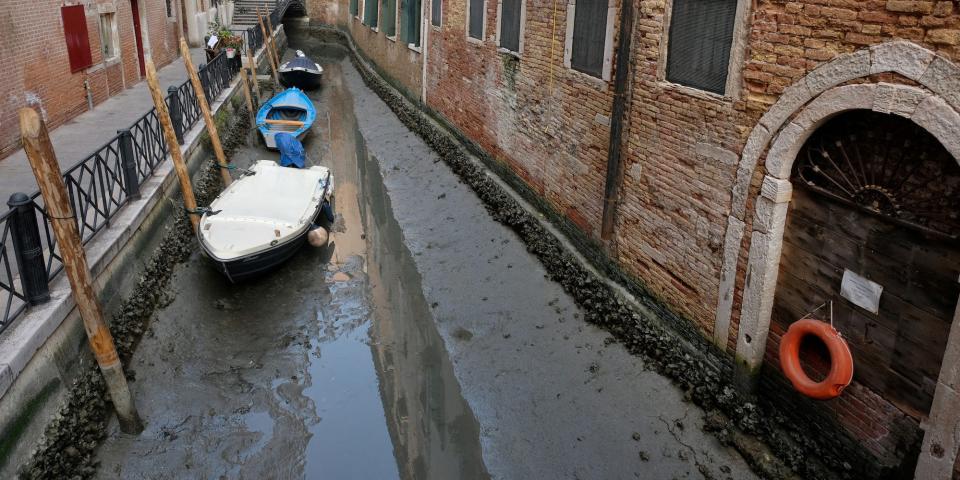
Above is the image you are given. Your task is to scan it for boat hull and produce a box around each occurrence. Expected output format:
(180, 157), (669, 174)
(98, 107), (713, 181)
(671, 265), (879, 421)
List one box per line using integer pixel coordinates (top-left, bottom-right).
(256, 88), (316, 150)
(204, 228), (310, 283)
(280, 70), (322, 90)
(197, 160), (333, 283)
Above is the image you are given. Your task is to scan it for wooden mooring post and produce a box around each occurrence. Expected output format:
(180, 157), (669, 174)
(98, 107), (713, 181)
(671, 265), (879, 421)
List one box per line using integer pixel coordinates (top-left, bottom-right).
(18, 108), (144, 435)
(246, 46), (261, 105)
(258, 7), (281, 88)
(239, 64), (255, 118)
(263, 4), (282, 65)
(144, 58), (200, 233)
(179, 38), (232, 187)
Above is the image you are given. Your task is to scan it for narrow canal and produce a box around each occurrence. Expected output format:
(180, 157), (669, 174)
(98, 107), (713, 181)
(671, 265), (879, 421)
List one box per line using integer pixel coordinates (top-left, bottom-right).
(93, 22), (758, 480)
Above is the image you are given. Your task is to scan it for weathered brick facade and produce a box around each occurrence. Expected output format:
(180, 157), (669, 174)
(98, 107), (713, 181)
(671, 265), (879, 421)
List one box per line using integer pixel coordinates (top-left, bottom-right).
(310, 0), (424, 96)
(0, 0), (180, 159)
(309, 0), (960, 476)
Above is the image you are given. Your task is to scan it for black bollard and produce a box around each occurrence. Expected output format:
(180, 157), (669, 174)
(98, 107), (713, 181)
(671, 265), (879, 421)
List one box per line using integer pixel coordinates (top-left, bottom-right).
(7, 193), (50, 305)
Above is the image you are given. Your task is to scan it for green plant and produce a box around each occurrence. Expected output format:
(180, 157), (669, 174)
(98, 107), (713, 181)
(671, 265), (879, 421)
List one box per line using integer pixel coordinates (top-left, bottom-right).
(206, 20), (233, 41)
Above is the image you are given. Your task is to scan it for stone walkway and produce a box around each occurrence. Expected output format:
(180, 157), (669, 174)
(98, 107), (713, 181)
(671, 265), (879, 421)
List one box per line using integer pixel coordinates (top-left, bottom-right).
(0, 49), (207, 203)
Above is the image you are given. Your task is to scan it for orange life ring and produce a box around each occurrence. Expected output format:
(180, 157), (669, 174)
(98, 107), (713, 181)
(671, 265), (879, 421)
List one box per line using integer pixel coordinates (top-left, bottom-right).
(779, 319), (854, 400)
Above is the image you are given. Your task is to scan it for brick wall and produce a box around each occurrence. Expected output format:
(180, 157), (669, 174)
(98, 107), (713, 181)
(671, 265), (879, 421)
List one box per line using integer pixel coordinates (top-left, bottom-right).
(0, 0), (180, 160)
(425, 0), (618, 241)
(312, 0), (425, 96)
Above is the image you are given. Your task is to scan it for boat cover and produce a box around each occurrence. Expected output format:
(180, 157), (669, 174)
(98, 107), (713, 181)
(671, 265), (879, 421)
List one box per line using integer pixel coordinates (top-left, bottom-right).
(276, 133), (306, 168)
(279, 56), (323, 75)
(199, 160), (334, 261)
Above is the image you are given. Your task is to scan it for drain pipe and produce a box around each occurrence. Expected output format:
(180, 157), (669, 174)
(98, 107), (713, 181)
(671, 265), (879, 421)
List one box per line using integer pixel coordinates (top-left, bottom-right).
(84, 79), (95, 111)
(599, 0), (636, 241)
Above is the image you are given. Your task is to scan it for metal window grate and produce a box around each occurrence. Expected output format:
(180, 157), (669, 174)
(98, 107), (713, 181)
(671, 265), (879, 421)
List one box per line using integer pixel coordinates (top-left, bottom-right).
(570, 0), (607, 77)
(665, 0), (737, 94)
(500, 0), (521, 52)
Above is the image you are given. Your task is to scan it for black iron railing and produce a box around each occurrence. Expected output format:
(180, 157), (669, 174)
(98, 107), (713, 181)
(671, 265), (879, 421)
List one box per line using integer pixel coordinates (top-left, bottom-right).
(0, 3), (287, 333)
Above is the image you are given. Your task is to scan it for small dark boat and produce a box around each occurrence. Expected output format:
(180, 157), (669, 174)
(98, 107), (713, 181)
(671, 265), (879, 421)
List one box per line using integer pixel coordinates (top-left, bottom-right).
(198, 160), (334, 282)
(279, 50), (323, 90)
(256, 88), (315, 149)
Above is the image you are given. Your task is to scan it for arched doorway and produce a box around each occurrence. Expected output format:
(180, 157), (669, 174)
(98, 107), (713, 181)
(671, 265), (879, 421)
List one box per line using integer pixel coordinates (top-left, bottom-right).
(768, 110), (960, 471)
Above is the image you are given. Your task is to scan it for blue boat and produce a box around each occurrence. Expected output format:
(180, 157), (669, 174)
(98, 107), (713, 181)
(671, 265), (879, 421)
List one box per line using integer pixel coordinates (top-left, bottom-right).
(256, 88), (316, 149)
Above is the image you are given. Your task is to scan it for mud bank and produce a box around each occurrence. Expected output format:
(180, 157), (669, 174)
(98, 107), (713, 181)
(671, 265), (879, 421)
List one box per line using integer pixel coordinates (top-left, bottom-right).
(16, 109), (250, 480)
(306, 24), (875, 480)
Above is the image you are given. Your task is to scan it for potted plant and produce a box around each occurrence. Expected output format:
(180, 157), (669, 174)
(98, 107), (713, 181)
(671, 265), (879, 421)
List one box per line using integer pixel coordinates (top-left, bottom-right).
(222, 35), (243, 58)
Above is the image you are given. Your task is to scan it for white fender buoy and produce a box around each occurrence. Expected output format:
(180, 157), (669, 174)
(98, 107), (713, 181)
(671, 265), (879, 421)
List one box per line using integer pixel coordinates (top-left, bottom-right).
(307, 226), (329, 247)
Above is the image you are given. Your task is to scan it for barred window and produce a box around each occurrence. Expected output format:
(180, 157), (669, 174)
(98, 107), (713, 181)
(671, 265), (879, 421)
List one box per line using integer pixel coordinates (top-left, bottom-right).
(665, 0), (738, 94)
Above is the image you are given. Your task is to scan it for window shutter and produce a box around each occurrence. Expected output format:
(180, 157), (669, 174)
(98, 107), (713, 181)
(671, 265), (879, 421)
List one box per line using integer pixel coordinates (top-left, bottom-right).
(383, 0), (397, 35)
(500, 0), (522, 52)
(666, 0), (738, 94)
(431, 0), (441, 26)
(570, 0), (606, 77)
(350, 0), (359, 17)
(364, 0), (379, 27)
(401, 0), (421, 45)
(468, 0), (484, 39)
(62, 5), (93, 73)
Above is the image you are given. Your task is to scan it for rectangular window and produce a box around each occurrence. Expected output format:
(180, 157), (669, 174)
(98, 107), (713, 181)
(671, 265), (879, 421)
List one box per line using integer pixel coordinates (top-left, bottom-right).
(497, 0), (522, 53)
(431, 0), (441, 27)
(570, 0), (607, 77)
(62, 5), (93, 72)
(166, 0), (173, 17)
(364, 0), (379, 27)
(468, 0), (484, 40)
(400, 0), (421, 46)
(99, 13), (118, 61)
(665, 0), (738, 94)
(350, 0), (359, 17)
(383, 0), (397, 35)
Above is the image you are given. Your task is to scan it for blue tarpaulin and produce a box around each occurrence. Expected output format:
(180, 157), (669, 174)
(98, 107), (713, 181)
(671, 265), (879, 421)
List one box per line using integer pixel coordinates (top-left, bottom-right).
(276, 133), (306, 168)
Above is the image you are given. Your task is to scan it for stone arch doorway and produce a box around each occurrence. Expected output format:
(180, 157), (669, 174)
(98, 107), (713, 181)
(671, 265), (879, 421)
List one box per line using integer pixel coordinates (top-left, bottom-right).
(727, 78), (960, 477)
(769, 109), (960, 473)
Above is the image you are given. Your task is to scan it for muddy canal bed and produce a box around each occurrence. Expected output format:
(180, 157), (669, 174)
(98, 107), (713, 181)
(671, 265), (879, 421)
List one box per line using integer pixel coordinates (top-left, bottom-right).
(93, 30), (757, 480)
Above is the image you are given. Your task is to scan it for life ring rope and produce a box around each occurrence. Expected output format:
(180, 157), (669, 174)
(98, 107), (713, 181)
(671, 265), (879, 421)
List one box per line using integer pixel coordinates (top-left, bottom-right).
(779, 318), (854, 400)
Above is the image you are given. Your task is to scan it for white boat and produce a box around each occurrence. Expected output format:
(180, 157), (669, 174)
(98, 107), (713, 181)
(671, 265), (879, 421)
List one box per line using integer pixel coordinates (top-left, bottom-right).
(198, 160), (334, 282)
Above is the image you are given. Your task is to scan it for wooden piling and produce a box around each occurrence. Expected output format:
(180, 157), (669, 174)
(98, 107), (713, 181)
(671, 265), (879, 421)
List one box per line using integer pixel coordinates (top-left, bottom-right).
(263, 4), (282, 66)
(179, 39), (232, 187)
(246, 46), (261, 105)
(18, 108), (144, 435)
(144, 58), (200, 233)
(239, 65), (255, 118)
(257, 7), (281, 87)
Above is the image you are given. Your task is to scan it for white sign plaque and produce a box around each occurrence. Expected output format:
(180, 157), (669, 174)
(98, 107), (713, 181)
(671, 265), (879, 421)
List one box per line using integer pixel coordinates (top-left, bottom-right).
(840, 269), (883, 314)
(207, 35), (219, 49)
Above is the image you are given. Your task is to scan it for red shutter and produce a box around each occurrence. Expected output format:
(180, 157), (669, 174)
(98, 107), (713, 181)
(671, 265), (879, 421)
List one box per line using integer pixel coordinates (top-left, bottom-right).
(62, 5), (93, 73)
